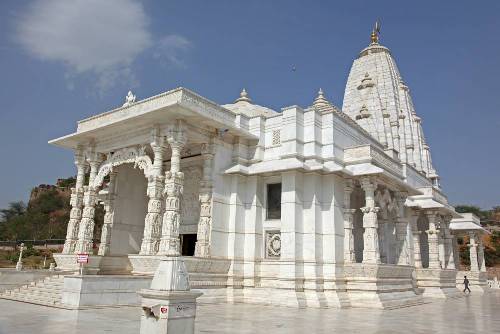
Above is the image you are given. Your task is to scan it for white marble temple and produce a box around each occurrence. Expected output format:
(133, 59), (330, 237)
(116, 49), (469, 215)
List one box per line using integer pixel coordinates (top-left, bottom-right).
(45, 25), (486, 309)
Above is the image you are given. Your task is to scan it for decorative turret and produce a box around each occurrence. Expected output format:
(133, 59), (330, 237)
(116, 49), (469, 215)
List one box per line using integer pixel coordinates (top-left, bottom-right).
(235, 88), (252, 103)
(313, 88), (330, 108)
(343, 23), (440, 183)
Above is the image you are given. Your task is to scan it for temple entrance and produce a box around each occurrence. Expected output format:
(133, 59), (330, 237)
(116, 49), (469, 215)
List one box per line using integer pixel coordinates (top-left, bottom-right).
(108, 164), (148, 256)
(181, 234), (197, 256)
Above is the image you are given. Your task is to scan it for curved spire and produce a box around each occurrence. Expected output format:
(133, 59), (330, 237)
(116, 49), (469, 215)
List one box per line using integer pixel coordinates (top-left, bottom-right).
(343, 30), (440, 183)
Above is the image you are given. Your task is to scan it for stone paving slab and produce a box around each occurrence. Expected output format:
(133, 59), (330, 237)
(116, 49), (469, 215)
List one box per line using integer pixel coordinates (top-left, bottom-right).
(0, 292), (499, 334)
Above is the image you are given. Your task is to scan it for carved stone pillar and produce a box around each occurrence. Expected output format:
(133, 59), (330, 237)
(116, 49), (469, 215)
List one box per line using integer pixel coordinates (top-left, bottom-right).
(446, 232), (456, 270)
(468, 232), (479, 272)
(478, 237), (487, 272)
(438, 222), (446, 268)
(360, 177), (380, 264)
(395, 191), (409, 265)
(194, 142), (214, 257)
(441, 217), (455, 270)
(140, 132), (166, 255)
(452, 234), (460, 270)
(98, 172), (117, 256)
(410, 209), (422, 268)
(378, 219), (387, 263)
(158, 122), (187, 256)
(75, 151), (101, 254)
(425, 211), (441, 269)
(62, 148), (86, 254)
(343, 179), (355, 263)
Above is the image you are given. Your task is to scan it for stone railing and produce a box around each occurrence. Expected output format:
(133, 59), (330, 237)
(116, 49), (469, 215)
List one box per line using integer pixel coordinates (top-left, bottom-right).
(416, 186), (449, 205)
(487, 278), (500, 289)
(403, 164), (432, 189)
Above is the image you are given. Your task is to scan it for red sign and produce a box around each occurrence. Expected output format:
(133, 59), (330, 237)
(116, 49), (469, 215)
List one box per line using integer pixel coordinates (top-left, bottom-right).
(160, 307), (168, 314)
(76, 253), (89, 264)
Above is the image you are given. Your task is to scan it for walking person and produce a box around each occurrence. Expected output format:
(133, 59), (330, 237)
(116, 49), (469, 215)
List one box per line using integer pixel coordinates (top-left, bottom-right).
(463, 275), (471, 294)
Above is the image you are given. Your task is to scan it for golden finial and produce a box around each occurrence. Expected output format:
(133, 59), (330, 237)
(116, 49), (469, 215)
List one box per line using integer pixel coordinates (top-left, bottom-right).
(370, 20), (381, 44)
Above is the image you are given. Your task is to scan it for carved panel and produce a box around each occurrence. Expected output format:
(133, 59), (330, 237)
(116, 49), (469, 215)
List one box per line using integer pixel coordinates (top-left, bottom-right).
(266, 230), (281, 259)
(272, 130), (281, 146)
(181, 166), (202, 227)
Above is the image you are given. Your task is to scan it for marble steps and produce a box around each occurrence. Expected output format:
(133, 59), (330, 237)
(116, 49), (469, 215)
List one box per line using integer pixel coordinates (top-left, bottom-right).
(0, 275), (64, 307)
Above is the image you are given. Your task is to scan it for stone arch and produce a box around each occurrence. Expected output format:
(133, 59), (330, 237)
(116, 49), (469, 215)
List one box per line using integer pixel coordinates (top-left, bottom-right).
(91, 145), (153, 190)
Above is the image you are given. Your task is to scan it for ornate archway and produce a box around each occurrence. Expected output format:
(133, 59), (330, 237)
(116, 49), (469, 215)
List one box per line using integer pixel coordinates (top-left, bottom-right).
(91, 145), (153, 190)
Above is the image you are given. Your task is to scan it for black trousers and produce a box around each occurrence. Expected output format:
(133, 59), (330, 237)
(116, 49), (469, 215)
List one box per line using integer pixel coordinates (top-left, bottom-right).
(464, 286), (471, 293)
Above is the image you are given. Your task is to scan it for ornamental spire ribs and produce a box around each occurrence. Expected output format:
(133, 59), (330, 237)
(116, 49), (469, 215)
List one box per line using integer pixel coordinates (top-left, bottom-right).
(343, 26), (440, 181)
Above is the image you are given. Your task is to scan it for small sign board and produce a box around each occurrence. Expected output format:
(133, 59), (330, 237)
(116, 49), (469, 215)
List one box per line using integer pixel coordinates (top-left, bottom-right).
(76, 253), (89, 264)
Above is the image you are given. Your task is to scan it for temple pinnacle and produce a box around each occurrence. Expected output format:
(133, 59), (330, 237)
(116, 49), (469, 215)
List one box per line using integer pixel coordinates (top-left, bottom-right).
(235, 88), (252, 103)
(313, 88), (329, 108)
(370, 20), (381, 44)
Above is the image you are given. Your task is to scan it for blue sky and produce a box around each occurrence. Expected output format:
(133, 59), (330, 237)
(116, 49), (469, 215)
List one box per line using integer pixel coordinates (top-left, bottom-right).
(0, 0), (499, 210)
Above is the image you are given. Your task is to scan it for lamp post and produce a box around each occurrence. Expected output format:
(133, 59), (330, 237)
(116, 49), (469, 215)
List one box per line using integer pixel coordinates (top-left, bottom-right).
(16, 243), (24, 271)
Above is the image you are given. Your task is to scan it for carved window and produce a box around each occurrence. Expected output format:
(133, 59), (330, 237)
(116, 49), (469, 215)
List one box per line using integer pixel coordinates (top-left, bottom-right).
(266, 231), (281, 259)
(272, 130), (281, 146)
(266, 183), (281, 220)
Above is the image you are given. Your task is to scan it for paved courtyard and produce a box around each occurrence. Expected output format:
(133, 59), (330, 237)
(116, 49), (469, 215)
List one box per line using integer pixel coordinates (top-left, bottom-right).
(0, 292), (499, 334)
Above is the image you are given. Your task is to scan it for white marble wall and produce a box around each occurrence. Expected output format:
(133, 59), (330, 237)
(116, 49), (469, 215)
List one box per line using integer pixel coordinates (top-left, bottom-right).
(110, 164), (148, 255)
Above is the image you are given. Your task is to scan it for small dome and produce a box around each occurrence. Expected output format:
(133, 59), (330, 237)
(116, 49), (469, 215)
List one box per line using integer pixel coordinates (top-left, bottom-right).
(223, 88), (278, 118)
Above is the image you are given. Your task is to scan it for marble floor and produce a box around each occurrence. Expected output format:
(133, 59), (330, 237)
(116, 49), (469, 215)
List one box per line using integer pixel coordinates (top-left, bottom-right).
(0, 292), (499, 334)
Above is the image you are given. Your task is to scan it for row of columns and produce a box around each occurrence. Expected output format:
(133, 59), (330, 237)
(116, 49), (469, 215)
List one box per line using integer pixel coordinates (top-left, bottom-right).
(343, 177), (458, 269)
(62, 122), (215, 258)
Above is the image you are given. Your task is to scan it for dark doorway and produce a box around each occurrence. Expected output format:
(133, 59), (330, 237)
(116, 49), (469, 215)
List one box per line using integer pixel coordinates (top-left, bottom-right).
(181, 234), (197, 256)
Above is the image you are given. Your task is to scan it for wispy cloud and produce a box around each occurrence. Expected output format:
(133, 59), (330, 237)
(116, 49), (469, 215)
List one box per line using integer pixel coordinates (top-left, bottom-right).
(15, 0), (191, 94)
(153, 35), (193, 68)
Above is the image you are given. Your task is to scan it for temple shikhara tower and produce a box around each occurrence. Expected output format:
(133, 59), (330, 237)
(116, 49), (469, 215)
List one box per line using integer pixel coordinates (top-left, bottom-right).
(1, 24), (489, 309)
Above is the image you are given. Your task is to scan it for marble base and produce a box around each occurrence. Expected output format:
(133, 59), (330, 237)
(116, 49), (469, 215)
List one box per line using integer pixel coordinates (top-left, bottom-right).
(129, 255), (230, 290)
(53, 254), (102, 274)
(416, 268), (461, 298)
(344, 263), (423, 309)
(139, 289), (203, 334)
(61, 275), (152, 308)
(99, 256), (133, 274)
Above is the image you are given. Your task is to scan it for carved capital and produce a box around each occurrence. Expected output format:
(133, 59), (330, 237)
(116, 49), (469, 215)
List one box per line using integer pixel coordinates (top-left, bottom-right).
(166, 121), (187, 148)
